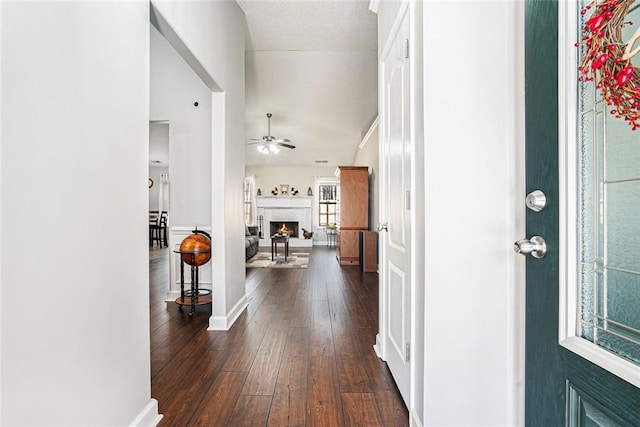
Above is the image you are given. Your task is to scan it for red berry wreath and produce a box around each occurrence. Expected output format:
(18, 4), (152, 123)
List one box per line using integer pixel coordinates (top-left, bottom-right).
(577, 0), (640, 130)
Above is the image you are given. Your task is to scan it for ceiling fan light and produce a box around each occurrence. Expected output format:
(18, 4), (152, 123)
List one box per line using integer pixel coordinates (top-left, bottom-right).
(249, 113), (293, 154)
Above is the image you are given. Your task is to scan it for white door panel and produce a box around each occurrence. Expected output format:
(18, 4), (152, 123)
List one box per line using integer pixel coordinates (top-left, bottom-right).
(388, 262), (408, 358)
(386, 53), (408, 251)
(380, 5), (412, 406)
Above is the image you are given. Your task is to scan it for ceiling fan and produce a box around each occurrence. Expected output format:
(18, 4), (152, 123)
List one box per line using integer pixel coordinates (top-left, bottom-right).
(248, 113), (295, 154)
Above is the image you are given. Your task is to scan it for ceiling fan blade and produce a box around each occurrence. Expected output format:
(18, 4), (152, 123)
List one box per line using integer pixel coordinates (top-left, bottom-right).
(249, 138), (262, 141)
(276, 142), (296, 149)
(252, 114), (293, 150)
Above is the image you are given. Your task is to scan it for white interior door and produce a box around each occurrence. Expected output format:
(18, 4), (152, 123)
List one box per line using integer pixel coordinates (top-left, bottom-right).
(379, 6), (412, 406)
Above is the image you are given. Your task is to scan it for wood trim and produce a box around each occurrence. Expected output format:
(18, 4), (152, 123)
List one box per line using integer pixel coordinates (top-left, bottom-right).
(337, 166), (370, 172)
(360, 231), (378, 272)
(337, 229), (361, 266)
(338, 166), (369, 229)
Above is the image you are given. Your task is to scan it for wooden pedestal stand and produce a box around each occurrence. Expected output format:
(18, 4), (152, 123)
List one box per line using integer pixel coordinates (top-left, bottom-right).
(173, 249), (212, 316)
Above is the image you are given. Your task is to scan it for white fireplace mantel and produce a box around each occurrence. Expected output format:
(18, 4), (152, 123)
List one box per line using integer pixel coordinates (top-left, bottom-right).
(256, 196), (313, 247)
(256, 196), (312, 209)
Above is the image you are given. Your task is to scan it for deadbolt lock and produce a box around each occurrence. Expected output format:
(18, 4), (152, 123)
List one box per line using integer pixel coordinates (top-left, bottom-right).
(526, 190), (547, 212)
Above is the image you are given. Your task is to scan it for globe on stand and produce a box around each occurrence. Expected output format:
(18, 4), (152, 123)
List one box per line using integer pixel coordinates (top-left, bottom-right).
(179, 231), (211, 266)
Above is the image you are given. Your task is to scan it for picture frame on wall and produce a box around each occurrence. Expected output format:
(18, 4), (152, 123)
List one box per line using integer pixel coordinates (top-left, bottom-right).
(280, 184), (289, 195)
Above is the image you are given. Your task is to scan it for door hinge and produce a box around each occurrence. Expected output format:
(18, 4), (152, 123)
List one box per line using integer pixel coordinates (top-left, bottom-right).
(405, 342), (410, 363)
(405, 190), (410, 210)
(403, 39), (410, 59)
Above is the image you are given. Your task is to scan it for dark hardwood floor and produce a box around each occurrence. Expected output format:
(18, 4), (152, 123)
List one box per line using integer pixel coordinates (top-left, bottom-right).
(149, 246), (408, 426)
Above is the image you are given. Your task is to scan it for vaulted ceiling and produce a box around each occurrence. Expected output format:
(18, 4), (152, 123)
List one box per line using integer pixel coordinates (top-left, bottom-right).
(237, 0), (378, 167)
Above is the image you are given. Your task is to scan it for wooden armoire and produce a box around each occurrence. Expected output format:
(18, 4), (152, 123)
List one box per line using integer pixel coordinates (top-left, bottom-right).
(336, 166), (369, 265)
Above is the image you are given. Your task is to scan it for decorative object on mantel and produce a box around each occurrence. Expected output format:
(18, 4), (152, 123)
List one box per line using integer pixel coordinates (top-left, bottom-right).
(271, 187), (279, 195)
(291, 187), (299, 195)
(302, 228), (314, 239)
(257, 188), (262, 196)
(577, 0), (640, 130)
(307, 187), (313, 196)
(280, 184), (289, 195)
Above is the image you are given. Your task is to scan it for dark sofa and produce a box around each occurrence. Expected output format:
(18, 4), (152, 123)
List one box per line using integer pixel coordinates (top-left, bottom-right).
(245, 225), (259, 260)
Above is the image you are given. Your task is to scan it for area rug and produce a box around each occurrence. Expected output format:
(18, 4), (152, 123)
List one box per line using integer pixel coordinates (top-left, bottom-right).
(246, 252), (309, 269)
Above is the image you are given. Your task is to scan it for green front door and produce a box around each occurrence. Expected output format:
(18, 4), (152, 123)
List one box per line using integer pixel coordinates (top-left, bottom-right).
(525, 1), (640, 424)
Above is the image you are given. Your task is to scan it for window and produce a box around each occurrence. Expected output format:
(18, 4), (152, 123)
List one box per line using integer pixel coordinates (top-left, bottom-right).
(557, 0), (640, 388)
(318, 184), (339, 226)
(574, 0), (640, 366)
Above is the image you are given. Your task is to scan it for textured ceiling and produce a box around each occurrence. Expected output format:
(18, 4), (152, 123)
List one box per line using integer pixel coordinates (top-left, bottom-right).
(237, 0), (378, 167)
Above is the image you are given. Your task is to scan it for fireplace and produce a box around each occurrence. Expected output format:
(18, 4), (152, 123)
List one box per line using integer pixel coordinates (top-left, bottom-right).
(270, 221), (299, 238)
(256, 196), (312, 247)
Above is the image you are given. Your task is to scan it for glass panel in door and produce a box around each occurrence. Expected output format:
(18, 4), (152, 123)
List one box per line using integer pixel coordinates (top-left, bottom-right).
(578, 0), (640, 366)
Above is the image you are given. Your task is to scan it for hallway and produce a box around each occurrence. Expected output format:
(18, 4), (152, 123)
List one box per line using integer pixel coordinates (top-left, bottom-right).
(150, 246), (409, 426)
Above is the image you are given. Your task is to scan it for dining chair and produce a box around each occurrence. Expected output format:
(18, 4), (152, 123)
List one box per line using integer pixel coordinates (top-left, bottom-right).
(158, 211), (168, 247)
(149, 210), (160, 246)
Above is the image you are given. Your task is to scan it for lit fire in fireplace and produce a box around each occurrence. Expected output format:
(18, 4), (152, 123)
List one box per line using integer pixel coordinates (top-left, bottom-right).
(271, 221), (298, 238)
(278, 223), (290, 235)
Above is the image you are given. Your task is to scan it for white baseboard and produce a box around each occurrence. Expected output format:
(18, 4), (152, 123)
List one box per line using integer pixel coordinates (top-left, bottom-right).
(410, 408), (423, 427)
(129, 399), (162, 427)
(208, 294), (248, 331)
(164, 290), (180, 302)
(373, 333), (382, 359)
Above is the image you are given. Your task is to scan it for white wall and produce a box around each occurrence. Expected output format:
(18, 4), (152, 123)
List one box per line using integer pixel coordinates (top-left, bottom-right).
(150, 24), (212, 226)
(420, 1), (524, 425)
(1, 2), (156, 425)
(376, 1), (524, 425)
(353, 120), (379, 231)
(150, 1), (247, 330)
(245, 165), (336, 200)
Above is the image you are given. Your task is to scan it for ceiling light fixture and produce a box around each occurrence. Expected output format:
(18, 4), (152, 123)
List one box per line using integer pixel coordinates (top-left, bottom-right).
(256, 141), (280, 154)
(249, 113), (295, 154)
(257, 140), (281, 154)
